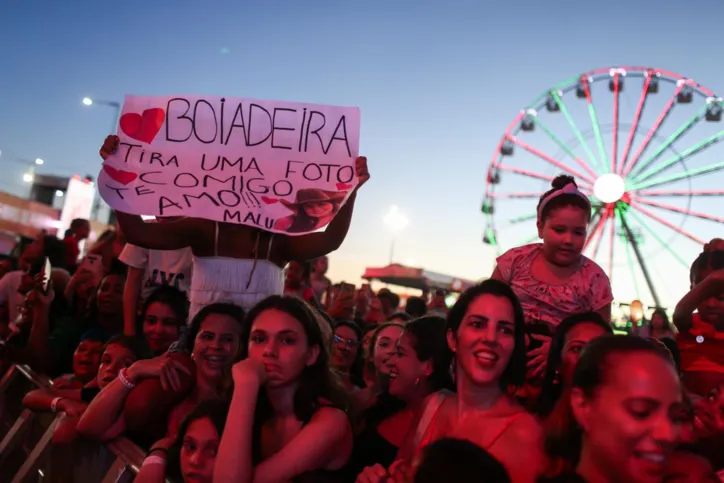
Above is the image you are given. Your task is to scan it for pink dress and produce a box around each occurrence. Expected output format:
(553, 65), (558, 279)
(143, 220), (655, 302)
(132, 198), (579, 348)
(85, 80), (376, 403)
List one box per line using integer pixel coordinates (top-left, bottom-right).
(496, 244), (613, 329)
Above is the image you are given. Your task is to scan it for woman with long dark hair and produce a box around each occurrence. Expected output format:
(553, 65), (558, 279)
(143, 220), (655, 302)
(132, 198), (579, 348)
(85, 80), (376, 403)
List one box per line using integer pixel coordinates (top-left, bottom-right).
(396, 280), (544, 482)
(537, 312), (612, 418)
(351, 316), (453, 480)
(214, 295), (352, 482)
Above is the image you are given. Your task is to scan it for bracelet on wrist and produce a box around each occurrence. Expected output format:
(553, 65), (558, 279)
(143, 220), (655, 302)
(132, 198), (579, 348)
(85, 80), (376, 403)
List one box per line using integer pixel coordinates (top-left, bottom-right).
(142, 455), (166, 467)
(50, 397), (63, 413)
(146, 447), (168, 457)
(118, 368), (136, 389)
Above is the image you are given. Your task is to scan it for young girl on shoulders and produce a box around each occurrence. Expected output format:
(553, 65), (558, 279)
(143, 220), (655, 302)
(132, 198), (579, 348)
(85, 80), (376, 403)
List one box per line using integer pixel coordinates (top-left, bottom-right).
(492, 175), (613, 375)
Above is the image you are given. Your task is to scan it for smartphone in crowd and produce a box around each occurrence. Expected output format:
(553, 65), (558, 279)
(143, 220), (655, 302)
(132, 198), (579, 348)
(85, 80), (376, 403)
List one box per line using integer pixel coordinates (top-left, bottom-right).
(41, 257), (51, 294)
(28, 257), (51, 295)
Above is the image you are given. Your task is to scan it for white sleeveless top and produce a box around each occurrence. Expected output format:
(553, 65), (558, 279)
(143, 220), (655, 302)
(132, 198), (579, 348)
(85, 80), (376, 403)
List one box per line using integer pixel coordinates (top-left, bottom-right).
(188, 222), (284, 318)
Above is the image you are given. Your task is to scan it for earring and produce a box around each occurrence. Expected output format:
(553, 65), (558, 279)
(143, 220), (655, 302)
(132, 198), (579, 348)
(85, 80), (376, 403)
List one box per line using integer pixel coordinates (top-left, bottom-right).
(553, 369), (560, 385)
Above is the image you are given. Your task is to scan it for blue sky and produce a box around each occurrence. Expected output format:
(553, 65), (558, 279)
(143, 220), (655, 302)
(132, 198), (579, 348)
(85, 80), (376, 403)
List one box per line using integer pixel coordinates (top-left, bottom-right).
(1, 0), (723, 309)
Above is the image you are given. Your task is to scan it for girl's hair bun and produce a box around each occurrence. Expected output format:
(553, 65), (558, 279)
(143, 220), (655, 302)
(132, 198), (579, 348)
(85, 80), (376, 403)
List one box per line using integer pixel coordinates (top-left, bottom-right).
(551, 175), (577, 190)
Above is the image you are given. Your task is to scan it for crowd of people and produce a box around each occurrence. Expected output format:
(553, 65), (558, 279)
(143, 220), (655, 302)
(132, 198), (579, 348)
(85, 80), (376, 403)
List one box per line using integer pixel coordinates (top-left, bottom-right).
(0, 135), (722, 482)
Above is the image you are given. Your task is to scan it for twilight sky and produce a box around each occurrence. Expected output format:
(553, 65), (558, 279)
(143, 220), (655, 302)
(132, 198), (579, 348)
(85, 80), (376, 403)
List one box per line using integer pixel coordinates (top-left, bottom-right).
(1, 0), (723, 309)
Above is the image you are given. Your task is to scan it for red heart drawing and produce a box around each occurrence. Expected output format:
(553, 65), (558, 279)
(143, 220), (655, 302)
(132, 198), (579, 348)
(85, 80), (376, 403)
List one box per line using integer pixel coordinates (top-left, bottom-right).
(261, 196), (278, 204)
(120, 108), (165, 144)
(103, 165), (138, 185)
(336, 183), (352, 190)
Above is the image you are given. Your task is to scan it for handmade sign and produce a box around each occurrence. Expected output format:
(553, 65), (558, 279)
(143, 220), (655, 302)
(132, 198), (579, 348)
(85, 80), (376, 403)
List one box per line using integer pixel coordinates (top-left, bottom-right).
(98, 95), (361, 235)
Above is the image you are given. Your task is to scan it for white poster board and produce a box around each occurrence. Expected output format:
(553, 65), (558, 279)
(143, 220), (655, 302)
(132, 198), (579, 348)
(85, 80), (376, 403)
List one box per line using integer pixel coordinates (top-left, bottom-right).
(98, 95), (361, 235)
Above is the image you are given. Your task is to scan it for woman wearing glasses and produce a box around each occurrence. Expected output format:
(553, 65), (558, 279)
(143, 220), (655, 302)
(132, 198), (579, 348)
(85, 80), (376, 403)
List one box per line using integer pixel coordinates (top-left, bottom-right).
(331, 321), (364, 393)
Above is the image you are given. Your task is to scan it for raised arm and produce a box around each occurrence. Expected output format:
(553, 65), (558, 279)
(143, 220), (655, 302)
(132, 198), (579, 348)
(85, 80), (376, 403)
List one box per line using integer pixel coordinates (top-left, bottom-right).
(100, 135), (204, 250)
(673, 269), (724, 333)
(283, 157), (369, 261)
(214, 359), (268, 483)
(115, 213), (202, 251)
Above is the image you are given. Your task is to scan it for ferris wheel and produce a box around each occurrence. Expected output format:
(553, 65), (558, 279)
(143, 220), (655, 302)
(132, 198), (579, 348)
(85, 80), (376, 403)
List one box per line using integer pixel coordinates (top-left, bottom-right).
(482, 66), (724, 308)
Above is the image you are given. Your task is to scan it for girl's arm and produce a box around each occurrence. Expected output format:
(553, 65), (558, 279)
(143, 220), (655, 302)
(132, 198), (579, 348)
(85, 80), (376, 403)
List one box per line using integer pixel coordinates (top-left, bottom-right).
(250, 407), (351, 483)
(79, 356), (191, 440)
(213, 379), (260, 483)
(23, 389), (87, 445)
(76, 373), (136, 440)
(283, 192), (358, 261)
(115, 213), (203, 251)
(673, 271), (724, 333)
(133, 439), (175, 483)
(22, 388), (82, 412)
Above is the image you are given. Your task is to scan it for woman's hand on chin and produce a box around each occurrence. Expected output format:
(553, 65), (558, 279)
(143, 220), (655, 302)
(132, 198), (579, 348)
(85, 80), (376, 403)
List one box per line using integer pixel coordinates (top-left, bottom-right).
(231, 358), (267, 386)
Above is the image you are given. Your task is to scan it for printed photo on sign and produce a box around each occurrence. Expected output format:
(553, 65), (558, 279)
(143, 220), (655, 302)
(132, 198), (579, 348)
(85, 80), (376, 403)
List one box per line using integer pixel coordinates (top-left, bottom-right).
(97, 95), (361, 236)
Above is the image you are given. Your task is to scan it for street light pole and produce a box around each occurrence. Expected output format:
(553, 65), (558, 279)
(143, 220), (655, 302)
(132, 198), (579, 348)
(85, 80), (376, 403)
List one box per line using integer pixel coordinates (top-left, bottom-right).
(82, 97), (122, 221)
(83, 97), (121, 133)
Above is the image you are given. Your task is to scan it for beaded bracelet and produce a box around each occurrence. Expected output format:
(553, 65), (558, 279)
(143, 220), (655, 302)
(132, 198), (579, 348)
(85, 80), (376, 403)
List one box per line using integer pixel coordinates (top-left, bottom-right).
(118, 368), (135, 389)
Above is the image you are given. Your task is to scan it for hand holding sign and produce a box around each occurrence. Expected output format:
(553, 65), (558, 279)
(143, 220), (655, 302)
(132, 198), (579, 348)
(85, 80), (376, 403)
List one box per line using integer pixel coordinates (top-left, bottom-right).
(100, 135), (120, 160)
(355, 156), (370, 189)
(98, 95), (362, 236)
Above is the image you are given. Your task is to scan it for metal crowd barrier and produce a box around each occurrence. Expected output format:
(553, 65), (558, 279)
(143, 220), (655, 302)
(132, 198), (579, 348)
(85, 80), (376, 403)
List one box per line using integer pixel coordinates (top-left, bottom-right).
(0, 364), (148, 482)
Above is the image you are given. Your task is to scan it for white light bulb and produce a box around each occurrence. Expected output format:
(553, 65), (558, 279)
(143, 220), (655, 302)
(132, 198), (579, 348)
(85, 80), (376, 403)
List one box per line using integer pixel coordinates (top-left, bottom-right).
(593, 173), (625, 204)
